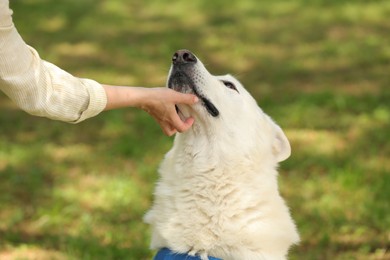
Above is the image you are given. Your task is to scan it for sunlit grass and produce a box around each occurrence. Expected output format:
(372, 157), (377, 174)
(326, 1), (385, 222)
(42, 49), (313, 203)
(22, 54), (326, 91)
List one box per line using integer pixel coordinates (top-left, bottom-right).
(1, 0), (389, 259)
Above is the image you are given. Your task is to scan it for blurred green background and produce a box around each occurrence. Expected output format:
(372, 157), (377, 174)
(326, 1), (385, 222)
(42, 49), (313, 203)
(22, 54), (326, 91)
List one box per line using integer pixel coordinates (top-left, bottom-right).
(1, 0), (389, 259)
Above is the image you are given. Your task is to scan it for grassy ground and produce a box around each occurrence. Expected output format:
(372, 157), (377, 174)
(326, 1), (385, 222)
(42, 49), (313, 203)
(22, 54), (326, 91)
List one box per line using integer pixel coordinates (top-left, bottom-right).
(1, 0), (389, 259)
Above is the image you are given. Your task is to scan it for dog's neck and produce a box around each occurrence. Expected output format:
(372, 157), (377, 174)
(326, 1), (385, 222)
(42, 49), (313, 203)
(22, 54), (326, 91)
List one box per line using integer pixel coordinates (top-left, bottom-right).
(174, 120), (279, 173)
(173, 124), (224, 163)
(174, 125), (251, 165)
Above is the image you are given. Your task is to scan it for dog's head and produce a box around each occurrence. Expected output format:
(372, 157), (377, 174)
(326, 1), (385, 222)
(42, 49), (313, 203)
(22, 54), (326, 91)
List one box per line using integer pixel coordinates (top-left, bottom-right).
(167, 49), (290, 162)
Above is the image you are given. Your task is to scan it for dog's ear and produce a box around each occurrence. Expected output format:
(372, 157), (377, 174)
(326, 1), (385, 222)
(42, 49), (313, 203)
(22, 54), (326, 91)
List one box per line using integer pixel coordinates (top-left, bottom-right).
(271, 121), (291, 162)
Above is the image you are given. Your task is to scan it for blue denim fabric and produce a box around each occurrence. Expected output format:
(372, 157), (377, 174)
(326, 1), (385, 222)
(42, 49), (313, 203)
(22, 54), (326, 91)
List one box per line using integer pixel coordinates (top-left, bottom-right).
(154, 248), (222, 260)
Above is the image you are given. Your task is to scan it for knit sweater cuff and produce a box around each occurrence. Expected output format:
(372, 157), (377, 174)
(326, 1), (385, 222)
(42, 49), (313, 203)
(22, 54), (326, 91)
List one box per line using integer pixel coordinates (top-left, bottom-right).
(73, 79), (107, 123)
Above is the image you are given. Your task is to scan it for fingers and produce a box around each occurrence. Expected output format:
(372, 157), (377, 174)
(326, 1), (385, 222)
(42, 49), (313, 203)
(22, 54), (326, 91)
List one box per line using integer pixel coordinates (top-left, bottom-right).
(169, 89), (199, 105)
(164, 117), (194, 136)
(176, 116), (195, 133)
(162, 126), (177, 137)
(151, 88), (199, 136)
(161, 114), (195, 136)
(161, 90), (198, 136)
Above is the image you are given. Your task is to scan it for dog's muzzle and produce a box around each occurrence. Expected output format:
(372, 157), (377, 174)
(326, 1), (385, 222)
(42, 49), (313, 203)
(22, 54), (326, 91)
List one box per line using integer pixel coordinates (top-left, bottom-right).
(168, 50), (219, 117)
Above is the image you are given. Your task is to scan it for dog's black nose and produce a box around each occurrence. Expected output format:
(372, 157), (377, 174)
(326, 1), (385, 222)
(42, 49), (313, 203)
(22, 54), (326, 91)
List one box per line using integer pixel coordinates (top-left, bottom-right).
(172, 49), (197, 65)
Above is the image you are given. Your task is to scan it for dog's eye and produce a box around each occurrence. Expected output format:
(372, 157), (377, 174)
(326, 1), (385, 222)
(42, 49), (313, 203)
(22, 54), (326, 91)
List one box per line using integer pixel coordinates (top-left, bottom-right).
(222, 80), (239, 93)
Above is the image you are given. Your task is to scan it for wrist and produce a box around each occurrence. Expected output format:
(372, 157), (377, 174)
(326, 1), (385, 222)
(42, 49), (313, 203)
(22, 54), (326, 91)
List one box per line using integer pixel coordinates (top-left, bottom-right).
(102, 85), (151, 111)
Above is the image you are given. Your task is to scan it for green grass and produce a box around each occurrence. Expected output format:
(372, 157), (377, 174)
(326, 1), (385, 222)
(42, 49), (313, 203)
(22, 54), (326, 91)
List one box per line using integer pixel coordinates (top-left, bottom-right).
(1, 0), (389, 259)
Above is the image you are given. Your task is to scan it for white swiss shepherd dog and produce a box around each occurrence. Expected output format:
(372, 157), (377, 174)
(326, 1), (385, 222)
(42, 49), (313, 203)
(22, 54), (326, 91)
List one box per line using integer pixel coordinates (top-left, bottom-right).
(144, 50), (300, 260)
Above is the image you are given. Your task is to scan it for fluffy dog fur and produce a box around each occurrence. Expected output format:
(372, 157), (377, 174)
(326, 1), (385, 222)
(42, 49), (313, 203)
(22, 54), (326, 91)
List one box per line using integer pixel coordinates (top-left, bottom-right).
(144, 50), (299, 260)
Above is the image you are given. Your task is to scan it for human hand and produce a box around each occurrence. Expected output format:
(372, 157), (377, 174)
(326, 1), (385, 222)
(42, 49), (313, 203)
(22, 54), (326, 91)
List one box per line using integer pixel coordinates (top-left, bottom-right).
(103, 85), (198, 136)
(140, 88), (198, 136)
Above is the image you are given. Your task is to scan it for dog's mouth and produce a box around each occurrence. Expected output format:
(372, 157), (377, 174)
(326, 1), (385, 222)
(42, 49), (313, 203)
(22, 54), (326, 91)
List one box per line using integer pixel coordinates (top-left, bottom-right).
(168, 71), (219, 117)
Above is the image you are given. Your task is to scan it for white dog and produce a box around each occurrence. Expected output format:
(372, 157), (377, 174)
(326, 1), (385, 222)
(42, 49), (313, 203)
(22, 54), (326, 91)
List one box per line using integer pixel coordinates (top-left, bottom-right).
(144, 50), (300, 260)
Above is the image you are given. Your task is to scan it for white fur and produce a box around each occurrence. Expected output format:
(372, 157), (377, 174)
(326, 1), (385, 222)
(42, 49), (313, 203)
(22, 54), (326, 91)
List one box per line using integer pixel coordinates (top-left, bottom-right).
(144, 55), (299, 260)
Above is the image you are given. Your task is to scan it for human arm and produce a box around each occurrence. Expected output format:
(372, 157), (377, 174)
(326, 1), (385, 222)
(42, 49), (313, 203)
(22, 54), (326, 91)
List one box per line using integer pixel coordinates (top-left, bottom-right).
(0, 0), (107, 123)
(0, 0), (197, 134)
(103, 85), (198, 136)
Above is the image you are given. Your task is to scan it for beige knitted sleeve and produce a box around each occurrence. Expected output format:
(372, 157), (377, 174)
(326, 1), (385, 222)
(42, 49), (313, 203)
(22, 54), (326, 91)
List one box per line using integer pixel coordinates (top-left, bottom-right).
(0, 0), (107, 123)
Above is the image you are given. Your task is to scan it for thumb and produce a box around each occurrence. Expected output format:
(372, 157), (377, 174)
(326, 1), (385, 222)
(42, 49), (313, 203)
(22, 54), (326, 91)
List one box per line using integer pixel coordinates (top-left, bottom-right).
(172, 114), (195, 133)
